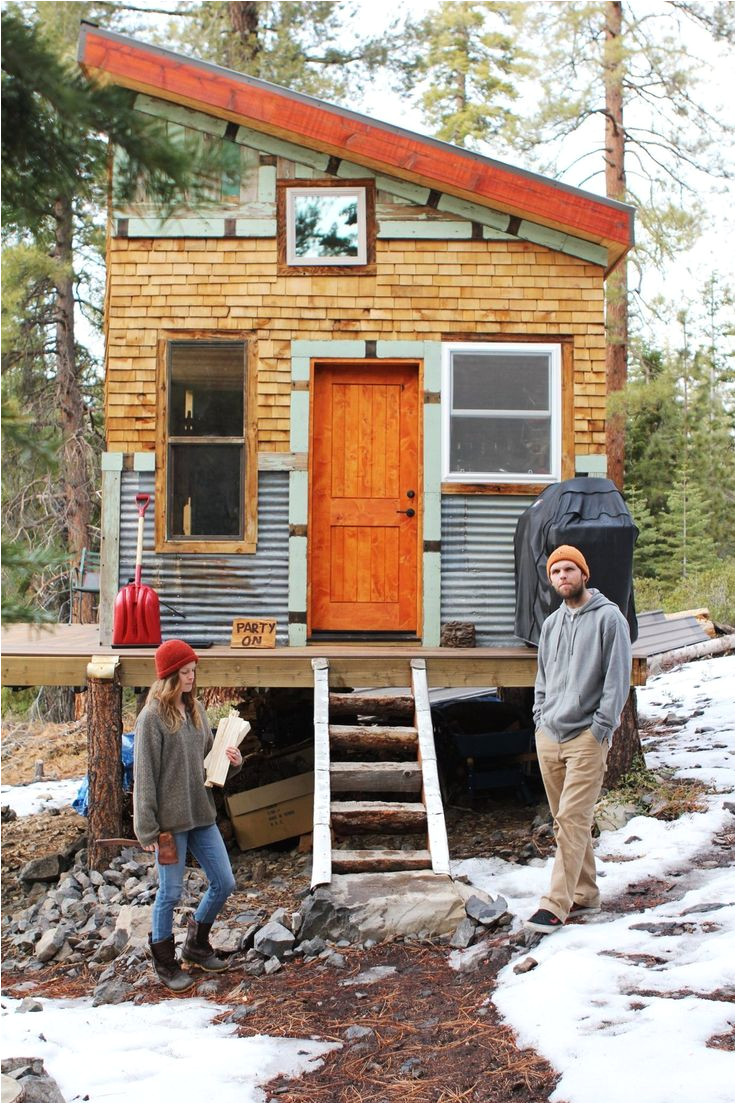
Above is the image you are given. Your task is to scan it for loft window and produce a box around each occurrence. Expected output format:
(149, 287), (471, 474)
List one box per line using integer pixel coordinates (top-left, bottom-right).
(160, 339), (256, 550)
(278, 181), (375, 271)
(442, 343), (561, 483)
(286, 187), (366, 265)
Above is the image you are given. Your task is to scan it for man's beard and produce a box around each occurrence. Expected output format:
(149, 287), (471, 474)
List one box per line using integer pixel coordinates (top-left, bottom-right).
(556, 578), (586, 603)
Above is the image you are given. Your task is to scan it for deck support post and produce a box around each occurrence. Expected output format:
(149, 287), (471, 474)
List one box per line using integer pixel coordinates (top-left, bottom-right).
(86, 655), (123, 871)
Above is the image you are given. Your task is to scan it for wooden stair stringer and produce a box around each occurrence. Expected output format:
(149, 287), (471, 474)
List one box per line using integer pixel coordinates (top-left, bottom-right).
(310, 656), (452, 887)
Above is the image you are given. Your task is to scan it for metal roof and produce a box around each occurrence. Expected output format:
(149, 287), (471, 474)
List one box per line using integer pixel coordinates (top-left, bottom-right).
(632, 610), (712, 658)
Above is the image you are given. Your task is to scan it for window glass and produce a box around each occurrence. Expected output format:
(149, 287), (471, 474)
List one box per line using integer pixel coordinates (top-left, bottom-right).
(286, 187), (366, 265)
(452, 353), (549, 411)
(443, 344), (560, 482)
(167, 341), (245, 540)
(170, 444), (242, 537)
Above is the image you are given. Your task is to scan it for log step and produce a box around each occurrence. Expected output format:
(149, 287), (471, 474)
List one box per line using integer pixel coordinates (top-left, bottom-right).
(328, 693), (414, 720)
(331, 848), (432, 873)
(330, 761), (422, 793)
(331, 799), (427, 833)
(329, 724), (418, 754)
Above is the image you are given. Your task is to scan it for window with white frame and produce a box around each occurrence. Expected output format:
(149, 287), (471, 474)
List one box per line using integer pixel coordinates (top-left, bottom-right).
(442, 343), (561, 483)
(285, 186), (367, 266)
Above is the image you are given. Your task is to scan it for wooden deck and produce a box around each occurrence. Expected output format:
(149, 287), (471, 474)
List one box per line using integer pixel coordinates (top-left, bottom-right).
(0, 623), (647, 690)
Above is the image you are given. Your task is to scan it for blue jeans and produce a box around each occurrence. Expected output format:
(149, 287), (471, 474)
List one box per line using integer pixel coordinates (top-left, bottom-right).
(151, 823), (237, 942)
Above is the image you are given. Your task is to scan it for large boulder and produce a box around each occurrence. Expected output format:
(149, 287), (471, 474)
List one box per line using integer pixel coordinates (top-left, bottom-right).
(299, 873), (495, 943)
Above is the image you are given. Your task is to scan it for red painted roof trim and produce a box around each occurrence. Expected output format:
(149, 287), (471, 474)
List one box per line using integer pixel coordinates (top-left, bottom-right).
(78, 24), (634, 264)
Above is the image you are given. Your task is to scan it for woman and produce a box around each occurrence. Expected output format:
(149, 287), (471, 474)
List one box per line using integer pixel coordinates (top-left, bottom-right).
(134, 639), (242, 992)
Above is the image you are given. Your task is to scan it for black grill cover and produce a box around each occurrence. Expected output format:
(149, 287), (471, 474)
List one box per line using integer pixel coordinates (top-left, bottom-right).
(514, 477), (638, 645)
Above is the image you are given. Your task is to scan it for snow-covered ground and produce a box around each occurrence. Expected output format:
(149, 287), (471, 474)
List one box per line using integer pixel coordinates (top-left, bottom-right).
(1, 777), (83, 817)
(2, 656), (734, 1103)
(455, 654), (736, 1104)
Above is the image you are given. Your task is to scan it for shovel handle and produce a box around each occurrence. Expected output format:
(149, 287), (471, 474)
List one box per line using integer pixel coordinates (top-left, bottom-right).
(136, 493), (151, 517)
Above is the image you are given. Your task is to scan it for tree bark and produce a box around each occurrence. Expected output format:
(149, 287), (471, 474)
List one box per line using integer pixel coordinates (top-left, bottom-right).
(604, 0), (628, 490)
(54, 193), (93, 621)
(87, 673), (123, 871)
(603, 688), (641, 788)
(228, 1), (261, 65)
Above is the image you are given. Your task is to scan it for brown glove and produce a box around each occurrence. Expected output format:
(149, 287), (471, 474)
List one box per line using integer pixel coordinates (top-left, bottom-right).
(157, 831), (178, 865)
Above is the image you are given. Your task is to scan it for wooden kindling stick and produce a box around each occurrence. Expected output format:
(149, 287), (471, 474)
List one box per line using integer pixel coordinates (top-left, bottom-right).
(203, 712), (251, 787)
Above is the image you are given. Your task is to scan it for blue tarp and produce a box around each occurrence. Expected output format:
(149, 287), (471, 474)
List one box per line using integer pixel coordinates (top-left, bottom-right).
(73, 731), (134, 816)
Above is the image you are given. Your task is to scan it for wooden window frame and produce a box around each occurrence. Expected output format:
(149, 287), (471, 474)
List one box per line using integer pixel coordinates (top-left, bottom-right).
(155, 331), (258, 554)
(277, 179), (376, 275)
(440, 336), (575, 495)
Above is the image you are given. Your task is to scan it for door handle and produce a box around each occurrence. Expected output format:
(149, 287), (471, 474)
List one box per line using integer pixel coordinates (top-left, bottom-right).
(396, 508), (415, 517)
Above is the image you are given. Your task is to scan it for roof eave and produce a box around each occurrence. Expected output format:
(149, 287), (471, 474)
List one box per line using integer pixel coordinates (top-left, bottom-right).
(78, 23), (635, 270)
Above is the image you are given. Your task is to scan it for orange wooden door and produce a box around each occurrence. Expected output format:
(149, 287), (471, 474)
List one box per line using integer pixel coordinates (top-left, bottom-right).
(309, 363), (421, 634)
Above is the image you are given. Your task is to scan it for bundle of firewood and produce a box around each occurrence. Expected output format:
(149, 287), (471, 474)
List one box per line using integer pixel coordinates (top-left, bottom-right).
(204, 712), (254, 787)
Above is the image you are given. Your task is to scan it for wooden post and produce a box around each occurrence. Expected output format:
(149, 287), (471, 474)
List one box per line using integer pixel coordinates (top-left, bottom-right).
(603, 688), (642, 788)
(86, 655), (123, 871)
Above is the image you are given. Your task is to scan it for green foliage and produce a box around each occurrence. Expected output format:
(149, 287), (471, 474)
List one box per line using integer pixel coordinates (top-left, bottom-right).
(165, 1), (391, 102)
(395, 1), (523, 149)
(1, 6), (199, 231)
(634, 564), (734, 628)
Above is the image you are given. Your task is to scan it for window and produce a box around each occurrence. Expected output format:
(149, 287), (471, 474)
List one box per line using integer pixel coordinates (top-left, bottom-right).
(278, 180), (375, 271)
(157, 339), (256, 552)
(442, 343), (561, 483)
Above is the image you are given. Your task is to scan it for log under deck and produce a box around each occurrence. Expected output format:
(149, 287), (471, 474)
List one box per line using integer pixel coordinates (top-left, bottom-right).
(0, 624), (648, 689)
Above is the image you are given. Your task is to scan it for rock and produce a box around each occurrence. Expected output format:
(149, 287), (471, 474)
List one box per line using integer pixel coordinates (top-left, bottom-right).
(35, 926), (70, 964)
(296, 936), (326, 958)
(92, 978), (135, 1006)
(263, 956), (282, 975)
(253, 922), (295, 960)
(19, 856), (61, 885)
(299, 873), (487, 943)
(2, 1058), (65, 1103)
(447, 941), (489, 973)
(465, 895), (509, 927)
(513, 956), (539, 974)
(114, 904), (152, 948)
(344, 1025), (375, 1043)
(594, 800), (639, 833)
(1, 1073), (22, 1103)
(450, 917), (477, 949)
(267, 907), (290, 929)
(210, 929), (243, 955)
(343, 966), (396, 985)
(324, 952), (347, 969)
(1, 805), (18, 822)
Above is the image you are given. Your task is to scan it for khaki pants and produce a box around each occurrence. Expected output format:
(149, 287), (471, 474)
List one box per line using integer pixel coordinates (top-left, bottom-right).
(535, 727), (609, 922)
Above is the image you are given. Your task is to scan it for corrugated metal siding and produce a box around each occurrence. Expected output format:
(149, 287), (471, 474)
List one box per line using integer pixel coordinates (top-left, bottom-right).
(118, 471), (289, 644)
(441, 495), (534, 646)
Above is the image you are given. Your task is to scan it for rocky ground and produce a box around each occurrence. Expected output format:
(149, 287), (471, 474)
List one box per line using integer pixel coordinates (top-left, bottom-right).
(1, 710), (730, 1103)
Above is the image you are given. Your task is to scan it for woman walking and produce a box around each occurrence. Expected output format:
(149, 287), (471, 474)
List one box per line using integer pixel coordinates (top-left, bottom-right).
(134, 639), (242, 992)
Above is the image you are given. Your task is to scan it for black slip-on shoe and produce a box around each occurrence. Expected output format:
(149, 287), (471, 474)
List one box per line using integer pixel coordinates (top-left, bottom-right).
(524, 908), (564, 933)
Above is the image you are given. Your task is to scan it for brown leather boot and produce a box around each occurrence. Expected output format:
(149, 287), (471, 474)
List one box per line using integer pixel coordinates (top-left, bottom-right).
(182, 917), (228, 972)
(148, 934), (195, 993)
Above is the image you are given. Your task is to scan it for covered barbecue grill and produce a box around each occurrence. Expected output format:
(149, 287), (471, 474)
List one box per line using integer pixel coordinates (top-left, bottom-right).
(514, 477), (639, 645)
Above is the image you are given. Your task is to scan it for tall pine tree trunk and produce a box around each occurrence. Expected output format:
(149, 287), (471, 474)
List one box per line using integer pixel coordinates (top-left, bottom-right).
(54, 193), (92, 622)
(604, 0), (627, 490)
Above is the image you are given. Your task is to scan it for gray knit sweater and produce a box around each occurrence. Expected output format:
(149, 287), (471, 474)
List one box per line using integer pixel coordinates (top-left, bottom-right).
(133, 700), (236, 846)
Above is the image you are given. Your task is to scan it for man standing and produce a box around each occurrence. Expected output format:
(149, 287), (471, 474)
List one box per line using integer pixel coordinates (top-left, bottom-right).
(526, 545), (632, 933)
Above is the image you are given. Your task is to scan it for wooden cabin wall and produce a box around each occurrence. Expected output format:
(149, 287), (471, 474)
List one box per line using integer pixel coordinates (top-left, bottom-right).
(105, 236), (605, 457)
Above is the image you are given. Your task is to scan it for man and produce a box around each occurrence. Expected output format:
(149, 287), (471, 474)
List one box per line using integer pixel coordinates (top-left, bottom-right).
(526, 544), (632, 934)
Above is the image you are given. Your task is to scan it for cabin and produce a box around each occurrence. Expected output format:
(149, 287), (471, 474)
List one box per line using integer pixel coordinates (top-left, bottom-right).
(78, 24), (635, 652)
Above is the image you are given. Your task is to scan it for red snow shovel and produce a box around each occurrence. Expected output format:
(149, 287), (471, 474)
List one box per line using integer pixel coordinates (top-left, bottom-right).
(112, 493), (161, 647)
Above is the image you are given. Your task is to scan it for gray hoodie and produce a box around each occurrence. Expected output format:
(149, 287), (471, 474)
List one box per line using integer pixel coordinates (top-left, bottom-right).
(533, 588), (632, 745)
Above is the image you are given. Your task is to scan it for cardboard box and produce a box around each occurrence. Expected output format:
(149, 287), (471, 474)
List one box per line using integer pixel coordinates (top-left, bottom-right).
(225, 772), (314, 851)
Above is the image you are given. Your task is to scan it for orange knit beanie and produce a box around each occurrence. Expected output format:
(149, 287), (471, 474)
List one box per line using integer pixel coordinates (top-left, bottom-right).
(546, 545), (590, 580)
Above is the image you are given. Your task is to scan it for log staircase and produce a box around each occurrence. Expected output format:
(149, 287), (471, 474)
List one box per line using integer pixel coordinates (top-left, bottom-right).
(310, 657), (450, 888)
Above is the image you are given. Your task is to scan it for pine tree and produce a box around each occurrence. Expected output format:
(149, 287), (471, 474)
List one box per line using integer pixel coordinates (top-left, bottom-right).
(164, 1), (391, 101)
(394, 1), (522, 149)
(1, 4), (197, 624)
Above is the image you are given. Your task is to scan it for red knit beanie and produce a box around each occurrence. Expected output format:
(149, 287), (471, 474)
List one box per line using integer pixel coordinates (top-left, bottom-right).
(155, 639), (199, 679)
(546, 545), (590, 580)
